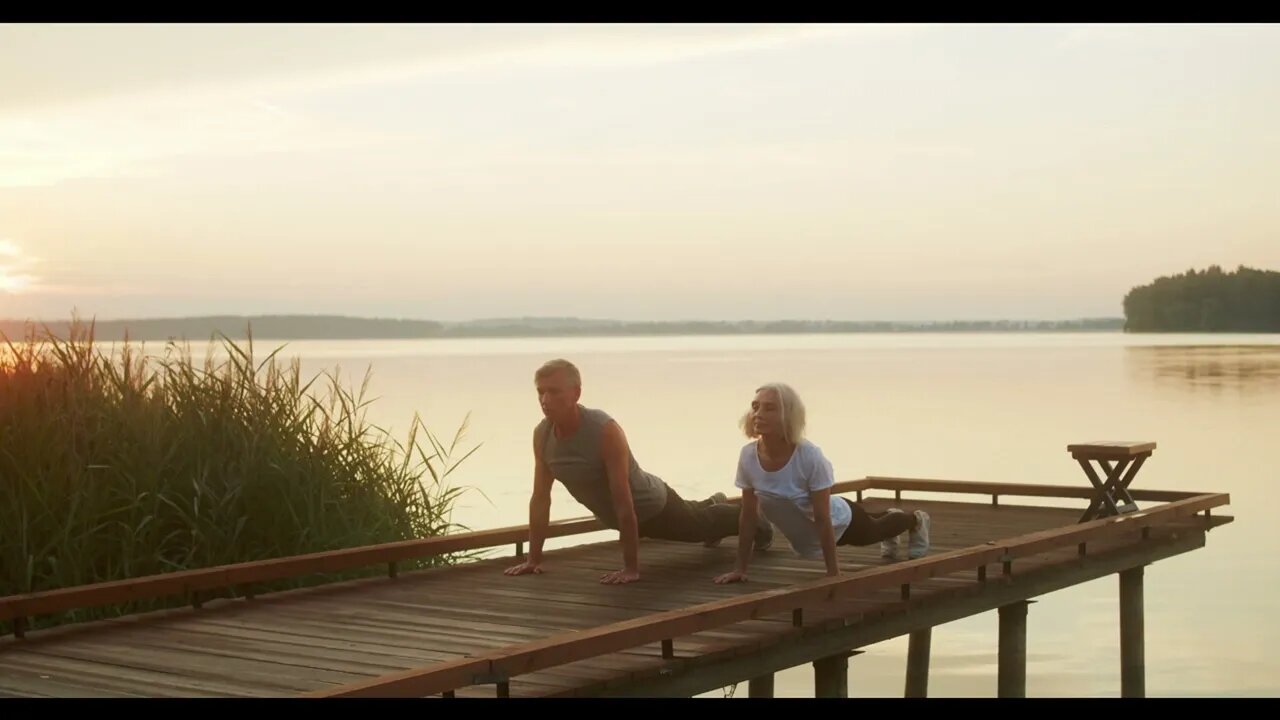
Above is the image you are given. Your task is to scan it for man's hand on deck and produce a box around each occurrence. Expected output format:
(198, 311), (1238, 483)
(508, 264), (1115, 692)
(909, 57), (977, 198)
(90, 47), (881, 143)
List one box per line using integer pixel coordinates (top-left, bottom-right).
(600, 568), (641, 585)
(504, 560), (544, 576)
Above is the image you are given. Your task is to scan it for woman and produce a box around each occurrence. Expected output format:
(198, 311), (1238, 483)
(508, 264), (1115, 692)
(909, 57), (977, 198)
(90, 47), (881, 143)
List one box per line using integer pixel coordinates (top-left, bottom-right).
(714, 382), (930, 583)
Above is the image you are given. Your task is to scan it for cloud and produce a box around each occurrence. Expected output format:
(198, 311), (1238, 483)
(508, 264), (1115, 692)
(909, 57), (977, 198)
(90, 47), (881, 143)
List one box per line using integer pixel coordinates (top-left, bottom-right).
(0, 24), (929, 113)
(1055, 24), (1145, 50)
(895, 144), (979, 159)
(0, 95), (382, 188)
(0, 24), (938, 189)
(18, 282), (150, 297)
(1052, 23), (1222, 52)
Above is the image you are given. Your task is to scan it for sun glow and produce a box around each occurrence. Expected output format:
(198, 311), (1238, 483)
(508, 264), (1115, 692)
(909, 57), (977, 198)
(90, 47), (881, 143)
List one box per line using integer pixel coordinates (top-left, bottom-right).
(0, 240), (36, 294)
(0, 273), (31, 293)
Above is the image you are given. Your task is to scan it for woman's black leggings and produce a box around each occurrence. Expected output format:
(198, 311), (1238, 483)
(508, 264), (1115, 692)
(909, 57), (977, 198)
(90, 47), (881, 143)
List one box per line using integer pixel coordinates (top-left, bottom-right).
(837, 497), (915, 545)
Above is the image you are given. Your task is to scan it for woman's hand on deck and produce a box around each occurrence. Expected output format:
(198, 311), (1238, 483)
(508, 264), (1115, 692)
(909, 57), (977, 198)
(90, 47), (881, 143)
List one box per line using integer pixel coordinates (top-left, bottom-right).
(504, 560), (544, 576)
(600, 568), (641, 584)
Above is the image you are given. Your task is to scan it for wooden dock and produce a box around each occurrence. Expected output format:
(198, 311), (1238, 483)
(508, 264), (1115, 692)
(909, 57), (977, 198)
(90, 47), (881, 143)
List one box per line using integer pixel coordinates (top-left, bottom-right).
(0, 475), (1232, 698)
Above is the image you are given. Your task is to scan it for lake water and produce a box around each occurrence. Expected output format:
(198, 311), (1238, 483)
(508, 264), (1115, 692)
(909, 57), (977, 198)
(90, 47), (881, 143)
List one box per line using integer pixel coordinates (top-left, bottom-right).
(263, 332), (1279, 697)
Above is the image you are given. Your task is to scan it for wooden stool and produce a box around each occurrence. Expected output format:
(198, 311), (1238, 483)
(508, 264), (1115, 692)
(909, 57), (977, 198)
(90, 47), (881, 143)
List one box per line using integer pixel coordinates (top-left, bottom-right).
(1067, 441), (1156, 522)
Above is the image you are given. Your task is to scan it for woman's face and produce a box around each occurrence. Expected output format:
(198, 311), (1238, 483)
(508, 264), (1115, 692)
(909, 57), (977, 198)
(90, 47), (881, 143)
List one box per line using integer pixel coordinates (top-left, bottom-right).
(750, 388), (783, 439)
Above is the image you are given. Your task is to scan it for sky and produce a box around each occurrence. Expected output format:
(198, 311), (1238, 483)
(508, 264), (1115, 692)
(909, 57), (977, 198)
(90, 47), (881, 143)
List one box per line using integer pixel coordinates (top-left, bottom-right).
(1, 23), (1278, 322)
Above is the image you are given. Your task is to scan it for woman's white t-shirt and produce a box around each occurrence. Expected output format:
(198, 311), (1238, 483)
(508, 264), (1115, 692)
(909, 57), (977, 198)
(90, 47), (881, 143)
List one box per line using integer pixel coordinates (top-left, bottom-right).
(734, 440), (852, 560)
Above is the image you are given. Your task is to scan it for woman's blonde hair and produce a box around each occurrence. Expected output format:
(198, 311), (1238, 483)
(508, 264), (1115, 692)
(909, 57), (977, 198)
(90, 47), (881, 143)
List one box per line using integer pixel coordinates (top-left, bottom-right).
(740, 382), (806, 444)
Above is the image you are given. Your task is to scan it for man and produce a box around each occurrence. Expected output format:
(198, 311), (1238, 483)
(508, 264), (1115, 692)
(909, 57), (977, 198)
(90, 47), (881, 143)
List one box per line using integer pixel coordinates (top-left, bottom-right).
(504, 358), (772, 585)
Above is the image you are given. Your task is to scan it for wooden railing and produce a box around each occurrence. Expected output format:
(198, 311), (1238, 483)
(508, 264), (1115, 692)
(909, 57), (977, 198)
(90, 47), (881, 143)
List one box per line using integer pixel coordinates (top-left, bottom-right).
(304, 489), (1229, 697)
(0, 516), (607, 637)
(0, 476), (1216, 641)
(860, 476), (1204, 504)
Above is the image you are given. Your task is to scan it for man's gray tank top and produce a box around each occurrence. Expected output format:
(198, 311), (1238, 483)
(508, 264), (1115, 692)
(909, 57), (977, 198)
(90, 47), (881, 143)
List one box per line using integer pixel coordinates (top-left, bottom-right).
(538, 406), (669, 527)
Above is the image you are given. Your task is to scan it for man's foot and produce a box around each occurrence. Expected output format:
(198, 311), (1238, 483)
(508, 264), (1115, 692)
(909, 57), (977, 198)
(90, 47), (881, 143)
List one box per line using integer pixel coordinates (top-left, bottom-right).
(908, 510), (931, 559)
(701, 493), (731, 547)
(754, 518), (774, 552)
(696, 491), (729, 509)
(880, 508), (906, 560)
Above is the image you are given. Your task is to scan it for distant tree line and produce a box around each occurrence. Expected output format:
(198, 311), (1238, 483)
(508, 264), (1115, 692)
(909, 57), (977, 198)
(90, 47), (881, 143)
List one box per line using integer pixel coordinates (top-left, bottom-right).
(0, 315), (1124, 343)
(1124, 265), (1280, 332)
(0, 315), (445, 343)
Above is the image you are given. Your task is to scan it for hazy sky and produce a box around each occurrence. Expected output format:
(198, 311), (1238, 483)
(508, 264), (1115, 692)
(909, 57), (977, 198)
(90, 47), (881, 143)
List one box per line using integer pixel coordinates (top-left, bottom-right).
(2, 23), (1278, 322)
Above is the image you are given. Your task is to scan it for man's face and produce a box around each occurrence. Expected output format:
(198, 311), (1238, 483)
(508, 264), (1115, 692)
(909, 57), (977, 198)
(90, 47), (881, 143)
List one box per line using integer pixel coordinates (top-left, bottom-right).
(536, 370), (580, 421)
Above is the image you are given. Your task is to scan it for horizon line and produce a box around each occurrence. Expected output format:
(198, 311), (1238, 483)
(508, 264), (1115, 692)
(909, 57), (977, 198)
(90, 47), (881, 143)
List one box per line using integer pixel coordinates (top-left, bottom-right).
(0, 313), (1126, 325)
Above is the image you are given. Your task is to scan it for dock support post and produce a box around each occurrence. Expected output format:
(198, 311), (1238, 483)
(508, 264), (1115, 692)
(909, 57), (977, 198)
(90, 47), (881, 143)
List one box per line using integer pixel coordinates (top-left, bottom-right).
(998, 601), (1029, 697)
(1120, 566), (1145, 698)
(905, 628), (932, 697)
(814, 653), (849, 698)
(748, 673), (775, 698)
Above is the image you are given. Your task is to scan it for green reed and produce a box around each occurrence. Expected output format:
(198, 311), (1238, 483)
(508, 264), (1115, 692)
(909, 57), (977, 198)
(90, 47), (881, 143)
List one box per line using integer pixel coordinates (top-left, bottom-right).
(0, 320), (477, 631)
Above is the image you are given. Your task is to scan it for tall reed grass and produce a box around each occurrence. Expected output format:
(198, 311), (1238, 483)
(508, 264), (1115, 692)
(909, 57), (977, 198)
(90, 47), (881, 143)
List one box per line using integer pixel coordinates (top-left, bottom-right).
(0, 320), (476, 631)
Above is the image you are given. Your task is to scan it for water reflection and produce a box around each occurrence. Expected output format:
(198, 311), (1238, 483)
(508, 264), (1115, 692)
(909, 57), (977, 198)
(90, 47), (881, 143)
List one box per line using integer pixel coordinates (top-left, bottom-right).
(1126, 345), (1280, 392)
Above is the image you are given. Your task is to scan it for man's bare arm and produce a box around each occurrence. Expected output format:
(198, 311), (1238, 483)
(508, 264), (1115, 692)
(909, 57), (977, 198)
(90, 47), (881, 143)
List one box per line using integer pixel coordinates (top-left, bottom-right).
(505, 426), (555, 576)
(599, 420), (641, 584)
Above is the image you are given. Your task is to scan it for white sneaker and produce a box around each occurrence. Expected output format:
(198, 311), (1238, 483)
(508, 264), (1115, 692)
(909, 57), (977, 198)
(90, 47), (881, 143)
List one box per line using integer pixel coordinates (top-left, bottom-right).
(908, 510), (931, 559)
(880, 508), (905, 560)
